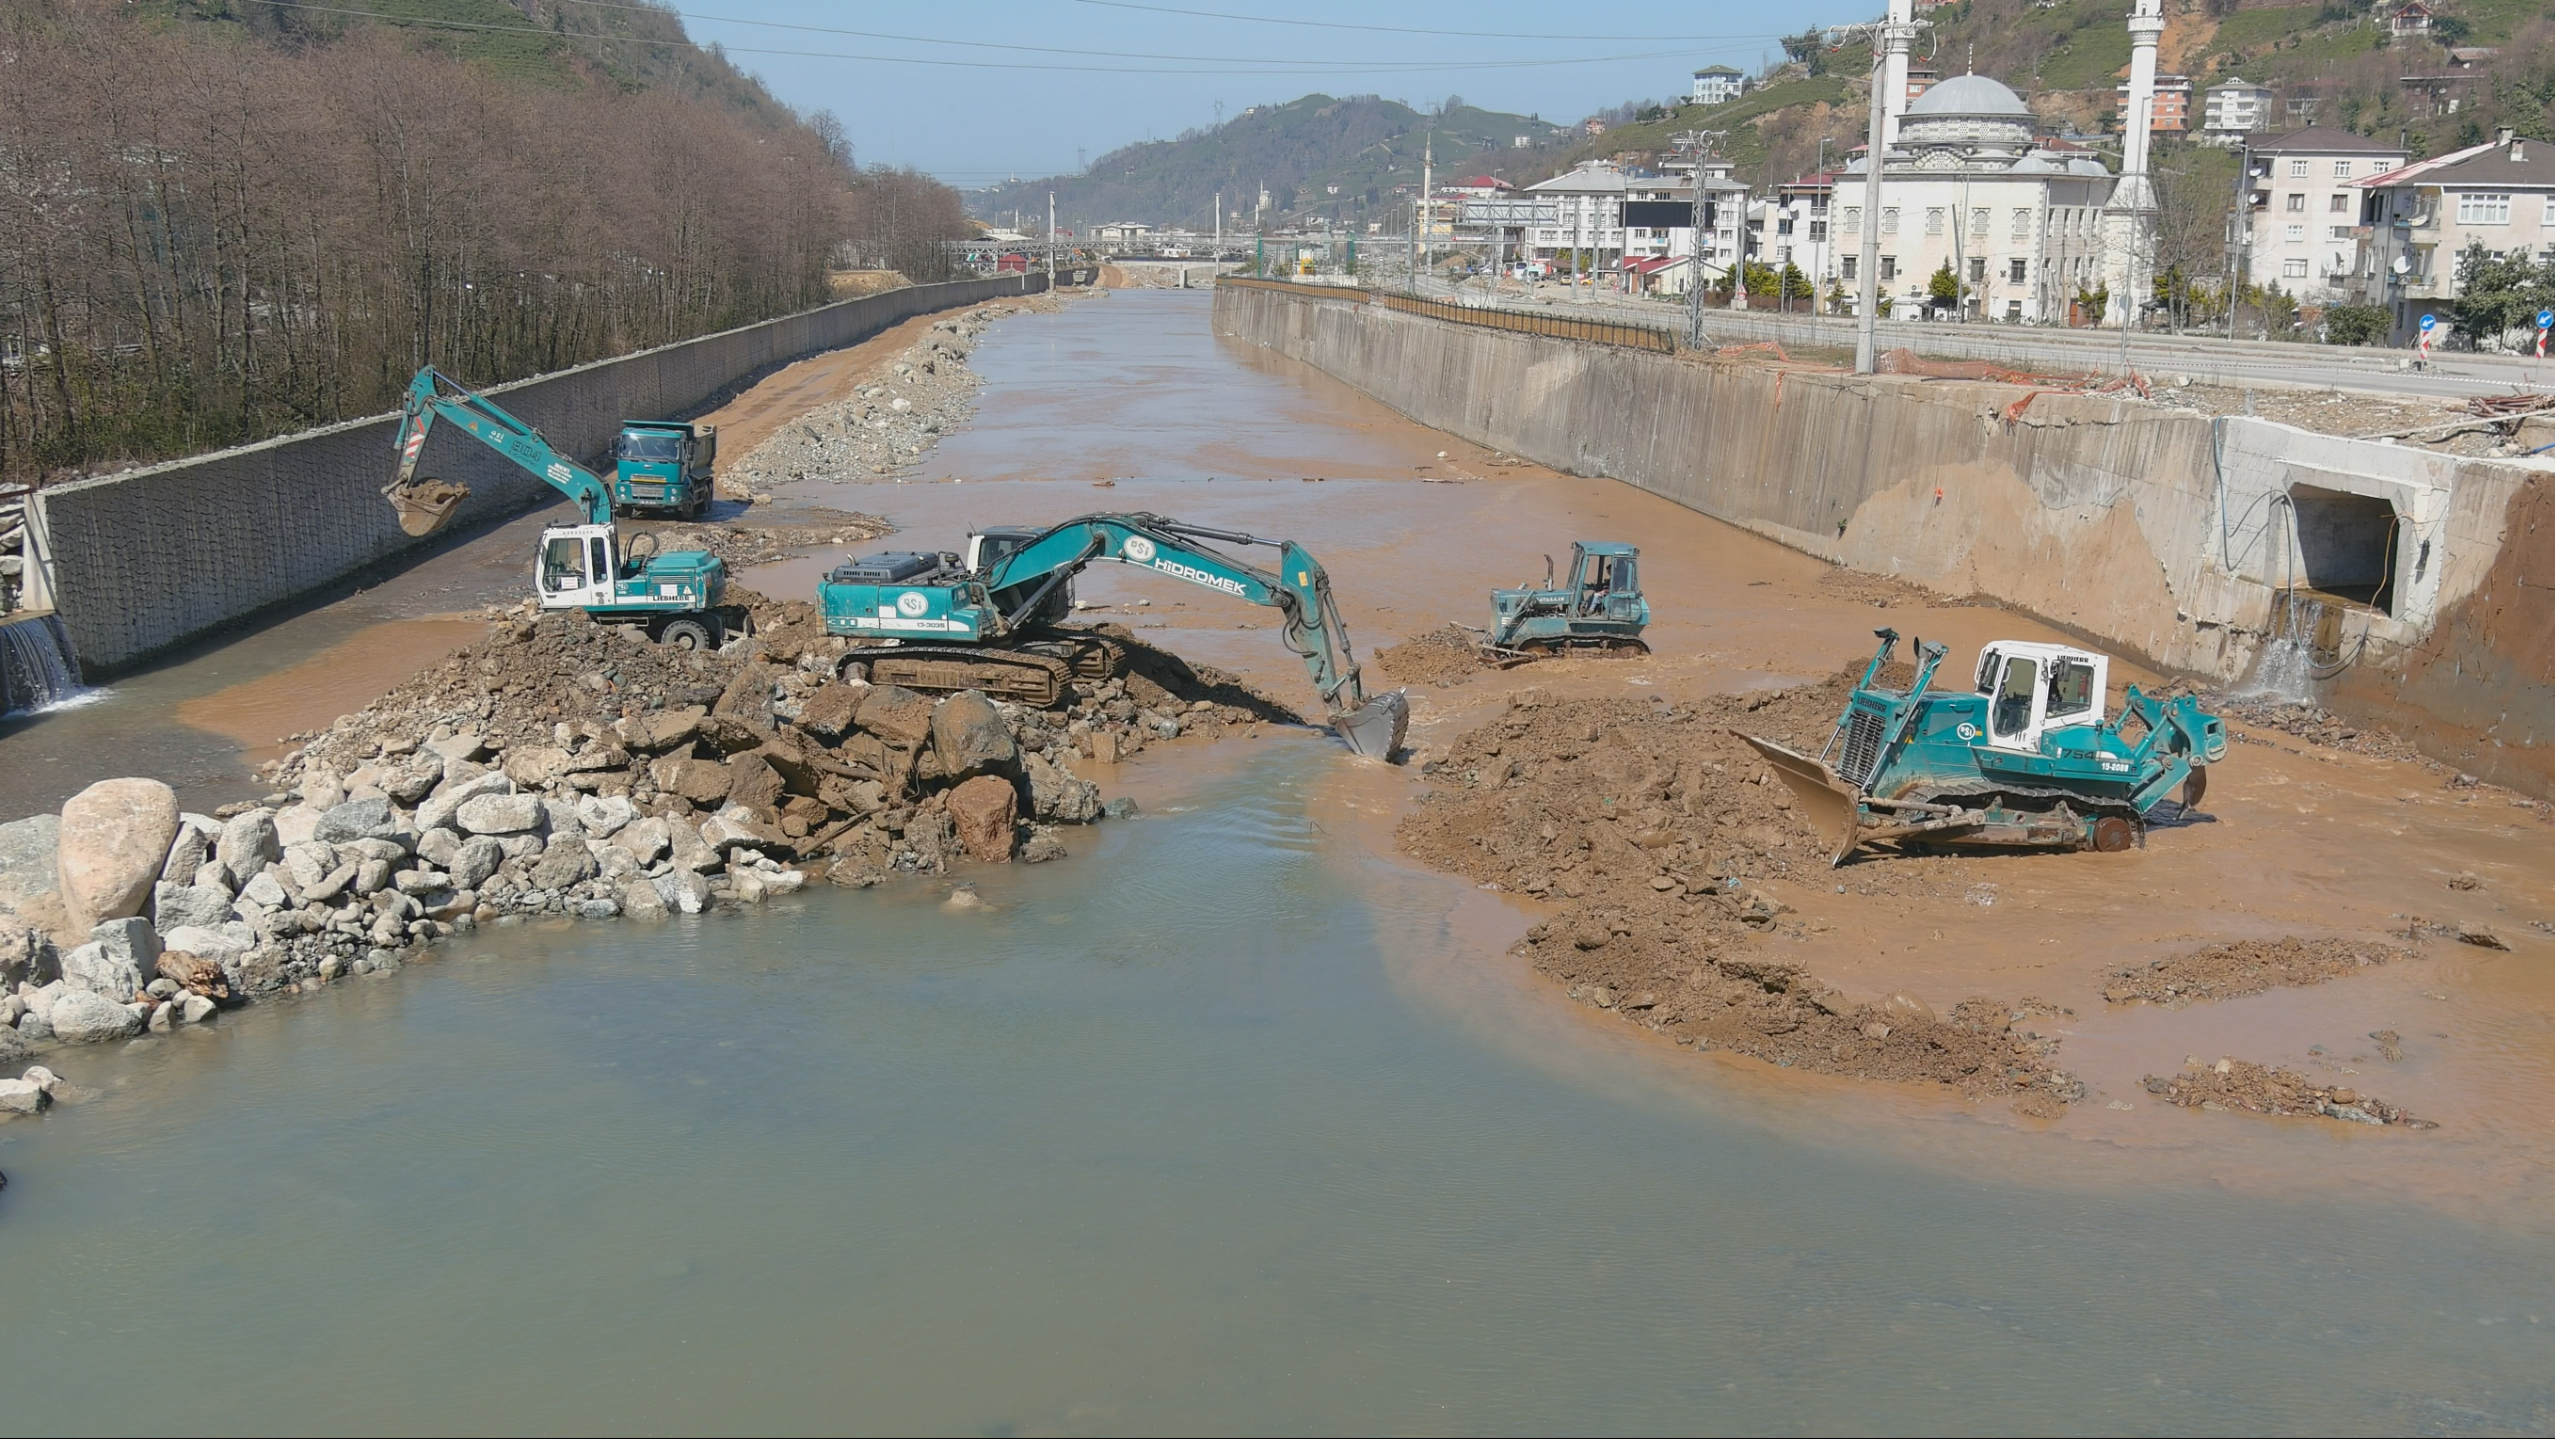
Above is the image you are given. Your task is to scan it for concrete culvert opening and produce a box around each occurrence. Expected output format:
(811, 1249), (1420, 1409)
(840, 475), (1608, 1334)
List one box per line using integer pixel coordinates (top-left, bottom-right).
(2288, 483), (2400, 615)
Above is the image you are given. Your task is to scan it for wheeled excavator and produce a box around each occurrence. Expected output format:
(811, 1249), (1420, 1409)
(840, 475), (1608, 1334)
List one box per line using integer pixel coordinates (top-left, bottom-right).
(383, 367), (748, 649)
(817, 512), (1409, 759)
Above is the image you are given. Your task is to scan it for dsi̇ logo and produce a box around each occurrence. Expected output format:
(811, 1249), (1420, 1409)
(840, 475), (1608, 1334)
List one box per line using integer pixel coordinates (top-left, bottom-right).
(896, 591), (930, 617)
(1121, 536), (1158, 563)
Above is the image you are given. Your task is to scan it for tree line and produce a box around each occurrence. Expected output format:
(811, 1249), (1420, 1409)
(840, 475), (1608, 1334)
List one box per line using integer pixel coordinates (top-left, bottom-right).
(0, 2), (972, 486)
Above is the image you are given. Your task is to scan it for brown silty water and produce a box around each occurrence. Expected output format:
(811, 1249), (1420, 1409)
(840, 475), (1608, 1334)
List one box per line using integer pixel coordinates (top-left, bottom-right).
(8, 284), (2551, 1209)
(730, 288), (2555, 1211)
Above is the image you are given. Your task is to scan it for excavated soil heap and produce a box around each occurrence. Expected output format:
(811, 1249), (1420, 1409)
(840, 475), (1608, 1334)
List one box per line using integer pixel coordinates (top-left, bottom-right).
(2142, 1057), (2432, 1128)
(1397, 673), (2082, 1110)
(2102, 937), (2411, 1008)
(1373, 625), (1487, 688)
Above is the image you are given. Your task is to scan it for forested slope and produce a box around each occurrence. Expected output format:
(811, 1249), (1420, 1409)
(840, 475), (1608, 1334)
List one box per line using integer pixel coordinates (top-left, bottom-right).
(0, 1), (958, 486)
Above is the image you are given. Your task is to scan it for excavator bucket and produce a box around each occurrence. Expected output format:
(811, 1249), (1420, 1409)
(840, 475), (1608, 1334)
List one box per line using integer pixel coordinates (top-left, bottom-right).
(1332, 690), (1410, 760)
(1739, 732), (1866, 866)
(387, 477), (471, 538)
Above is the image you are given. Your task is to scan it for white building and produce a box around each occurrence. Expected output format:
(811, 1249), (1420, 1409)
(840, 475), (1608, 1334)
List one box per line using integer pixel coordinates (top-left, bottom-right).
(2240, 127), (2404, 302)
(2354, 131), (2554, 344)
(1691, 66), (1745, 106)
(1833, 74), (2115, 322)
(2201, 78), (2275, 145)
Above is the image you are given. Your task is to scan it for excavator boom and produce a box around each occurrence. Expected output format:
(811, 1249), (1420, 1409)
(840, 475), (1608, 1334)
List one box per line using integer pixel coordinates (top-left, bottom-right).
(385, 367), (614, 535)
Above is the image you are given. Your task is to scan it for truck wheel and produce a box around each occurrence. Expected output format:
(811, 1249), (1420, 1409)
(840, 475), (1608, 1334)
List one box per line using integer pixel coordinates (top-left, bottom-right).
(657, 617), (716, 651)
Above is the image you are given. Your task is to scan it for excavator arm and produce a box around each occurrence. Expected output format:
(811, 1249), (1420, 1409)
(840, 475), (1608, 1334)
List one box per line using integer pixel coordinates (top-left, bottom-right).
(983, 513), (1409, 758)
(385, 366), (614, 536)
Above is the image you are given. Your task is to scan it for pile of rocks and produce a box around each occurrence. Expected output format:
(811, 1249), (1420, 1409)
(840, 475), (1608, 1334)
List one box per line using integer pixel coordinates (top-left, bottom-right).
(0, 595), (1293, 1063)
(720, 304), (1023, 491)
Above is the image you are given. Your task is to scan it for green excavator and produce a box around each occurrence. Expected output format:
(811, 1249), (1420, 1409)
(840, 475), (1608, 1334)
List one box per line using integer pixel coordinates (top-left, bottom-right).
(383, 367), (748, 648)
(817, 512), (1409, 759)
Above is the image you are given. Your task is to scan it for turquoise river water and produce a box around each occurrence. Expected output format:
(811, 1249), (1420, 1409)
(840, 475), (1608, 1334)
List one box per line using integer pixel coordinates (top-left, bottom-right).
(2, 739), (2551, 1434)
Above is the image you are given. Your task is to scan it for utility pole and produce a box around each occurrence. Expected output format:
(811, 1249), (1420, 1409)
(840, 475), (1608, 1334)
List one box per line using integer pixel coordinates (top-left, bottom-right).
(1671, 129), (1724, 349)
(1420, 132), (1434, 284)
(1830, 6), (1922, 374)
(1408, 195), (1418, 291)
(1047, 192), (1057, 290)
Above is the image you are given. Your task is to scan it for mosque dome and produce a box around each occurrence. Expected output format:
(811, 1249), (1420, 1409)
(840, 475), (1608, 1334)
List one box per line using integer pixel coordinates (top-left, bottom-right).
(1899, 74), (2037, 150)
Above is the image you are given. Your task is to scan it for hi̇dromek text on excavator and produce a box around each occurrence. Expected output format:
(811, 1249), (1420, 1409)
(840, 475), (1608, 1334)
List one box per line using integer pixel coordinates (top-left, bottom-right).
(816, 512), (1409, 759)
(383, 367), (748, 649)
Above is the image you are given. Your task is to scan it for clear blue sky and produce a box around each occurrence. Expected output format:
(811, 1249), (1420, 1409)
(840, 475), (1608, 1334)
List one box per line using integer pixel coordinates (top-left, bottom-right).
(659, 1), (1807, 186)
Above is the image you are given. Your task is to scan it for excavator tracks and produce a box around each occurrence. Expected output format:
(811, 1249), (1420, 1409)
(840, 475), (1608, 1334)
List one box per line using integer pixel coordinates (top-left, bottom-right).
(841, 634), (1126, 708)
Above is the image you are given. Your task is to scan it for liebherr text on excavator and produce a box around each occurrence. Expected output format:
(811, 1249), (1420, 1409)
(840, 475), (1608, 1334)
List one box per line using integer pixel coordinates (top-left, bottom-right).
(817, 512), (1409, 759)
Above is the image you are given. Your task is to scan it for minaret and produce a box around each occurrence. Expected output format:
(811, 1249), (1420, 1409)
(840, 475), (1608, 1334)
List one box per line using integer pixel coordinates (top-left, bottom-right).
(1880, 0), (1915, 147)
(2103, 0), (2165, 328)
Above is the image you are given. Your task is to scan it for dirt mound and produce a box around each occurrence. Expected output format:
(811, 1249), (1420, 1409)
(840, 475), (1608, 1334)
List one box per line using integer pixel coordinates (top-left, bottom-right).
(2208, 695), (2426, 764)
(1397, 675), (2081, 1106)
(647, 508), (892, 569)
(2143, 1057), (2433, 1128)
(2103, 937), (2410, 1007)
(1374, 625), (1486, 688)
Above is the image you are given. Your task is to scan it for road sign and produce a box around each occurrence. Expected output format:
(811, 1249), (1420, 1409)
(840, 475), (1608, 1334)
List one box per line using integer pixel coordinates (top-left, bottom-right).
(2419, 313), (2437, 331)
(2539, 309), (2554, 330)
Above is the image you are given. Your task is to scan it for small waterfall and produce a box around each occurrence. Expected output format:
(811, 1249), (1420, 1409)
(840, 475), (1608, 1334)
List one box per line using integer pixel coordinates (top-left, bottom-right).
(0, 613), (87, 714)
(2235, 591), (2340, 704)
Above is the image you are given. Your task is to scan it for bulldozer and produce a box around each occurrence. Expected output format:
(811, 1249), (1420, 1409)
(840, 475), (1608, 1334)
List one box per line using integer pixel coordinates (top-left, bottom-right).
(1480, 541), (1650, 662)
(1742, 629), (2226, 866)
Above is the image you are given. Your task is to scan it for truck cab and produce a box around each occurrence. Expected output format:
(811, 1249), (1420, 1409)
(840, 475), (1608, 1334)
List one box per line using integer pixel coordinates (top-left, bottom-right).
(536, 523), (730, 645)
(611, 421), (716, 519)
(1972, 641), (2109, 756)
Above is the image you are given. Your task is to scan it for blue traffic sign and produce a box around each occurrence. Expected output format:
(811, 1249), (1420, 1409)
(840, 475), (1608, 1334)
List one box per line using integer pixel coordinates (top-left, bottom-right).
(2419, 313), (2438, 331)
(2538, 309), (2554, 329)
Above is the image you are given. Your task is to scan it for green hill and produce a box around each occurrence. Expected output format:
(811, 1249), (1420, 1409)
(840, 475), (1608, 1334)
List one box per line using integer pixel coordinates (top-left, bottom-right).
(973, 93), (1570, 232)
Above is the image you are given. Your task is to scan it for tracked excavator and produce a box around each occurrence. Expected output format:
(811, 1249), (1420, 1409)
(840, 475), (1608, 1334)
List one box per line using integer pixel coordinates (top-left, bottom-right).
(383, 367), (748, 648)
(817, 512), (1409, 759)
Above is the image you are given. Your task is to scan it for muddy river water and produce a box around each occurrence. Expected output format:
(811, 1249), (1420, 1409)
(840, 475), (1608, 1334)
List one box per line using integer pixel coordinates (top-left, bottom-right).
(3, 291), (2552, 1432)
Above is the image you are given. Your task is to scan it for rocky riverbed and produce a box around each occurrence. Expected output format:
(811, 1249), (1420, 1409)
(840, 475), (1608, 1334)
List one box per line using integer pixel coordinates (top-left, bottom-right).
(0, 585), (1294, 1103)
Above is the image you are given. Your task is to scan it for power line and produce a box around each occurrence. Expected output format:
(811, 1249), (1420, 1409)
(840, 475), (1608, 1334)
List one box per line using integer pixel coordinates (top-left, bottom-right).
(1073, 0), (1789, 44)
(543, 0), (1715, 69)
(254, 1), (1757, 76)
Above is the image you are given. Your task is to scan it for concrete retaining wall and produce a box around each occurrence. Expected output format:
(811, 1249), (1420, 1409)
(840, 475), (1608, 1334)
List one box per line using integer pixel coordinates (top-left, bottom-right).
(1215, 281), (2555, 789)
(35, 274), (1045, 673)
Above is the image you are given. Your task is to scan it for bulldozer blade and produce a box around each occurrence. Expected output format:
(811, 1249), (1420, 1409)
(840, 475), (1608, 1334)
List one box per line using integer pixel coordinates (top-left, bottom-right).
(387, 477), (470, 538)
(1738, 731), (1865, 866)
(1332, 689), (1411, 761)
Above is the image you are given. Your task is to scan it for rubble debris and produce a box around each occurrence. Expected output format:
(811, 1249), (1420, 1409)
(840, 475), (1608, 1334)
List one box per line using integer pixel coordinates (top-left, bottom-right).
(2101, 937), (2409, 1008)
(2143, 1057), (2434, 1128)
(643, 507), (893, 569)
(1373, 625), (1487, 687)
(1398, 675), (2081, 1105)
(719, 297), (1077, 492)
(0, 586), (1294, 1061)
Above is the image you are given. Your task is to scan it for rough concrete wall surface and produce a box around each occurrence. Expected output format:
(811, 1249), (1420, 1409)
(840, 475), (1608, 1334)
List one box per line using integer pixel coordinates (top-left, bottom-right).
(37, 275), (1042, 673)
(1213, 283), (2555, 786)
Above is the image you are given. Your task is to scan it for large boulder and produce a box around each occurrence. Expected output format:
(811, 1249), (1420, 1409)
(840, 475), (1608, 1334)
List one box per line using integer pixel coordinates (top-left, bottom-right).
(0, 813), (66, 931)
(449, 836), (504, 891)
(574, 794), (637, 839)
(616, 707), (705, 753)
(160, 822), (212, 885)
(157, 948), (233, 1000)
(649, 756), (733, 806)
(530, 838), (596, 889)
(945, 775), (1019, 863)
(724, 754), (786, 814)
(62, 939), (143, 1002)
(1022, 752), (1103, 823)
(455, 793), (544, 836)
(502, 745), (572, 788)
(48, 987), (140, 1044)
(153, 881), (235, 933)
(931, 692), (1015, 778)
(215, 809), (280, 881)
(854, 685), (934, 747)
(314, 797), (401, 846)
(794, 683), (866, 739)
(58, 779), (179, 933)
(417, 771), (513, 833)
(697, 807), (774, 854)
(614, 817), (672, 865)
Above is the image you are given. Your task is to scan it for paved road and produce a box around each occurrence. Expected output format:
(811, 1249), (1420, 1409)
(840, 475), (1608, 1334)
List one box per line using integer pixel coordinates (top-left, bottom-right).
(1410, 277), (2550, 402)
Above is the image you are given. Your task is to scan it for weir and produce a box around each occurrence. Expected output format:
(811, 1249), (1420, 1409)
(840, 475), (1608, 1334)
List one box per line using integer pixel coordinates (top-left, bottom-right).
(1212, 278), (2555, 796)
(0, 612), (83, 714)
